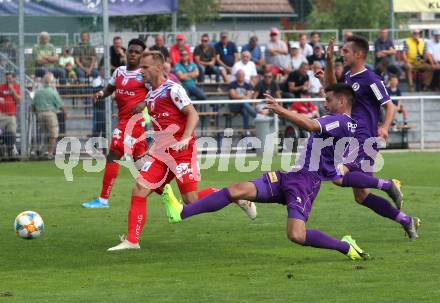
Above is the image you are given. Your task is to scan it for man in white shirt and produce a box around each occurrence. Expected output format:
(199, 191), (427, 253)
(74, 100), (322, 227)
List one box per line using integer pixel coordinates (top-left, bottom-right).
(299, 33), (313, 58)
(231, 51), (258, 86)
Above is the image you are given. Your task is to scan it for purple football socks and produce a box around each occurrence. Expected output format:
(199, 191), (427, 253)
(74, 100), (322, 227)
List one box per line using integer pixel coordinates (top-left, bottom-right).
(304, 229), (350, 254)
(181, 188), (233, 219)
(342, 171), (392, 191)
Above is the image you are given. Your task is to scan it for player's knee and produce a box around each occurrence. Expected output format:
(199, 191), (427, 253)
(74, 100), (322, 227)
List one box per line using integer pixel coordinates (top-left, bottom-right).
(287, 229), (305, 245)
(354, 190), (368, 204)
(132, 182), (148, 197)
(227, 183), (249, 200)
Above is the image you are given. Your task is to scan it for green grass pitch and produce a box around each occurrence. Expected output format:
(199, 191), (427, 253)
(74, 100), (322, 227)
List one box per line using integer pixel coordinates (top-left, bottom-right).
(1, 152), (439, 302)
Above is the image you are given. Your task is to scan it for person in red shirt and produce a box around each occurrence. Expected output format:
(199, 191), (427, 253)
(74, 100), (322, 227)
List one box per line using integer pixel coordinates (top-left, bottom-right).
(0, 72), (21, 157)
(82, 39), (148, 209)
(169, 34), (193, 66)
(108, 51), (256, 251)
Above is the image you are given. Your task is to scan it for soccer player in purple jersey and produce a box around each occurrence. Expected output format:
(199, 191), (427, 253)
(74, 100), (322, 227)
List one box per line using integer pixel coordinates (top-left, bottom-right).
(324, 36), (420, 240)
(161, 84), (373, 260)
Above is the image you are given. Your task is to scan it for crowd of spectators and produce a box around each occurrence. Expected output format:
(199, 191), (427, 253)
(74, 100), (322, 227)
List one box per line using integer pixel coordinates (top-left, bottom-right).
(1, 27), (440, 156)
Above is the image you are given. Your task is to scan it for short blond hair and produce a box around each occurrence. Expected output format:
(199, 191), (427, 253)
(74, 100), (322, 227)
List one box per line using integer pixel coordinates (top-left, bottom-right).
(142, 50), (165, 65)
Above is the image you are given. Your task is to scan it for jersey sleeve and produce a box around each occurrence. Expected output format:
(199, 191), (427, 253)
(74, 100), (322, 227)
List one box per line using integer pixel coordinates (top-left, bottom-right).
(315, 115), (346, 138)
(170, 84), (192, 111)
(370, 78), (391, 106)
(108, 68), (118, 86)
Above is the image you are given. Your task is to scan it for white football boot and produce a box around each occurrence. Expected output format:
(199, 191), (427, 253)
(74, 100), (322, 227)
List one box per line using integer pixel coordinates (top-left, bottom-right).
(107, 235), (140, 251)
(237, 200), (257, 220)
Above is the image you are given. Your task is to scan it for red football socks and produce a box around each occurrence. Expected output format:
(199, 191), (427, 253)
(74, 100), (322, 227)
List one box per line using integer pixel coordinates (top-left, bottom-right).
(127, 196), (147, 244)
(99, 162), (120, 200)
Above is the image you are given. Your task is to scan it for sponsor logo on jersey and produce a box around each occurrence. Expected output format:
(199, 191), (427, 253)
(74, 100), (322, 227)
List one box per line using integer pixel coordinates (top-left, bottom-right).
(325, 121), (340, 132)
(347, 122), (357, 133)
(116, 88), (135, 96)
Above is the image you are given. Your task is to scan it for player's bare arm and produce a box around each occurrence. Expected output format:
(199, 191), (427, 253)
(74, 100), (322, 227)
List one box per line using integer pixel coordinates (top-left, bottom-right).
(263, 94), (320, 132)
(171, 104), (199, 152)
(324, 38), (337, 86)
(93, 84), (115, 103)
(378, 101), (396, 141)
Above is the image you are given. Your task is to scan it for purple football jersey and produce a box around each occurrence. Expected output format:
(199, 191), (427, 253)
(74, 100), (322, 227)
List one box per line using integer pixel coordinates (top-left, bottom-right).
(296, 113), (357, 181)
(344, 69), (391, 143)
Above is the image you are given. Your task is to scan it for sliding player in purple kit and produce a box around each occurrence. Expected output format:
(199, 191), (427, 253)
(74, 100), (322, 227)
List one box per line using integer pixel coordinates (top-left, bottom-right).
(162, 84), (381, 260)
(323, 36), (420, 240)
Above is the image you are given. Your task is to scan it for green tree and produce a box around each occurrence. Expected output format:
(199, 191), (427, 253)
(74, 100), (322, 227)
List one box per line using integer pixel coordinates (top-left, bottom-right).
(111, 0), (219, 32)
(307, 0), (404, 30)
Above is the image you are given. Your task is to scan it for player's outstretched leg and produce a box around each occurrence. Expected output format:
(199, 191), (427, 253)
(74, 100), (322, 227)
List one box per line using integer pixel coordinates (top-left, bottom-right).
(82, 161), (119, 209)
(339, 171), (403, 209)
(354, 189), (421, 241)
(162, 182), (256, 223)
(196, 187), (257, 220)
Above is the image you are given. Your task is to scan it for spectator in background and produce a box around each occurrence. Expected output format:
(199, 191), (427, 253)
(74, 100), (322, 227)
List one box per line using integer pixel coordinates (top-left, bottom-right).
(215, 32), (238, 75)
(386, 75), (408, 125)
(242, 36), (264, 67)
(334, 62), (345, 83)
(73, 31), (98, 81)
(284, 62), (309, 98)
(299, 33), (313, 58)
(164, 62), (180, 83)
(174, 50), (207, 101)
(289, 42), (308, 71)
(32, 72), (64, 158)
(110, 36), (126, 73)
(59, 48), (75, 69)
(374, 28), (401, 79)
(149, 34), (170, 62)
(0, 72), (21, 157)
(170, 34), (192, 66)
(33, 32), (66, 79)
(265, 27), (290, 74)
(253, 70), (281, 99)
(65, 62), (77, 83)
(309, 31), (325, 52)
(427, 29), (440, 91)
(307, 62), (324, 97)
(231, 51), (258, 86)
(402, 29), (433, 91)
(228, 69), (256, 132)
(307, 44), (326, 69)
(193, 34), (224, 83)
(0, 37), (17, 65)
(91, 66), (106, 138)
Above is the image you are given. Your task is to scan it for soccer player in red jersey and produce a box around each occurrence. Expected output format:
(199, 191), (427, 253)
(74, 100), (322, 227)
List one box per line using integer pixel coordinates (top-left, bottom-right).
(82, 39), (148, 208)
(108, 51), (255, 251)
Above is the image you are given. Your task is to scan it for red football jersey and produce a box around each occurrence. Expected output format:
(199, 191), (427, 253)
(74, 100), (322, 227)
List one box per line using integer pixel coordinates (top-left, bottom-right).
(146, 80), (193, 142)
(109, 66), (148, 122)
